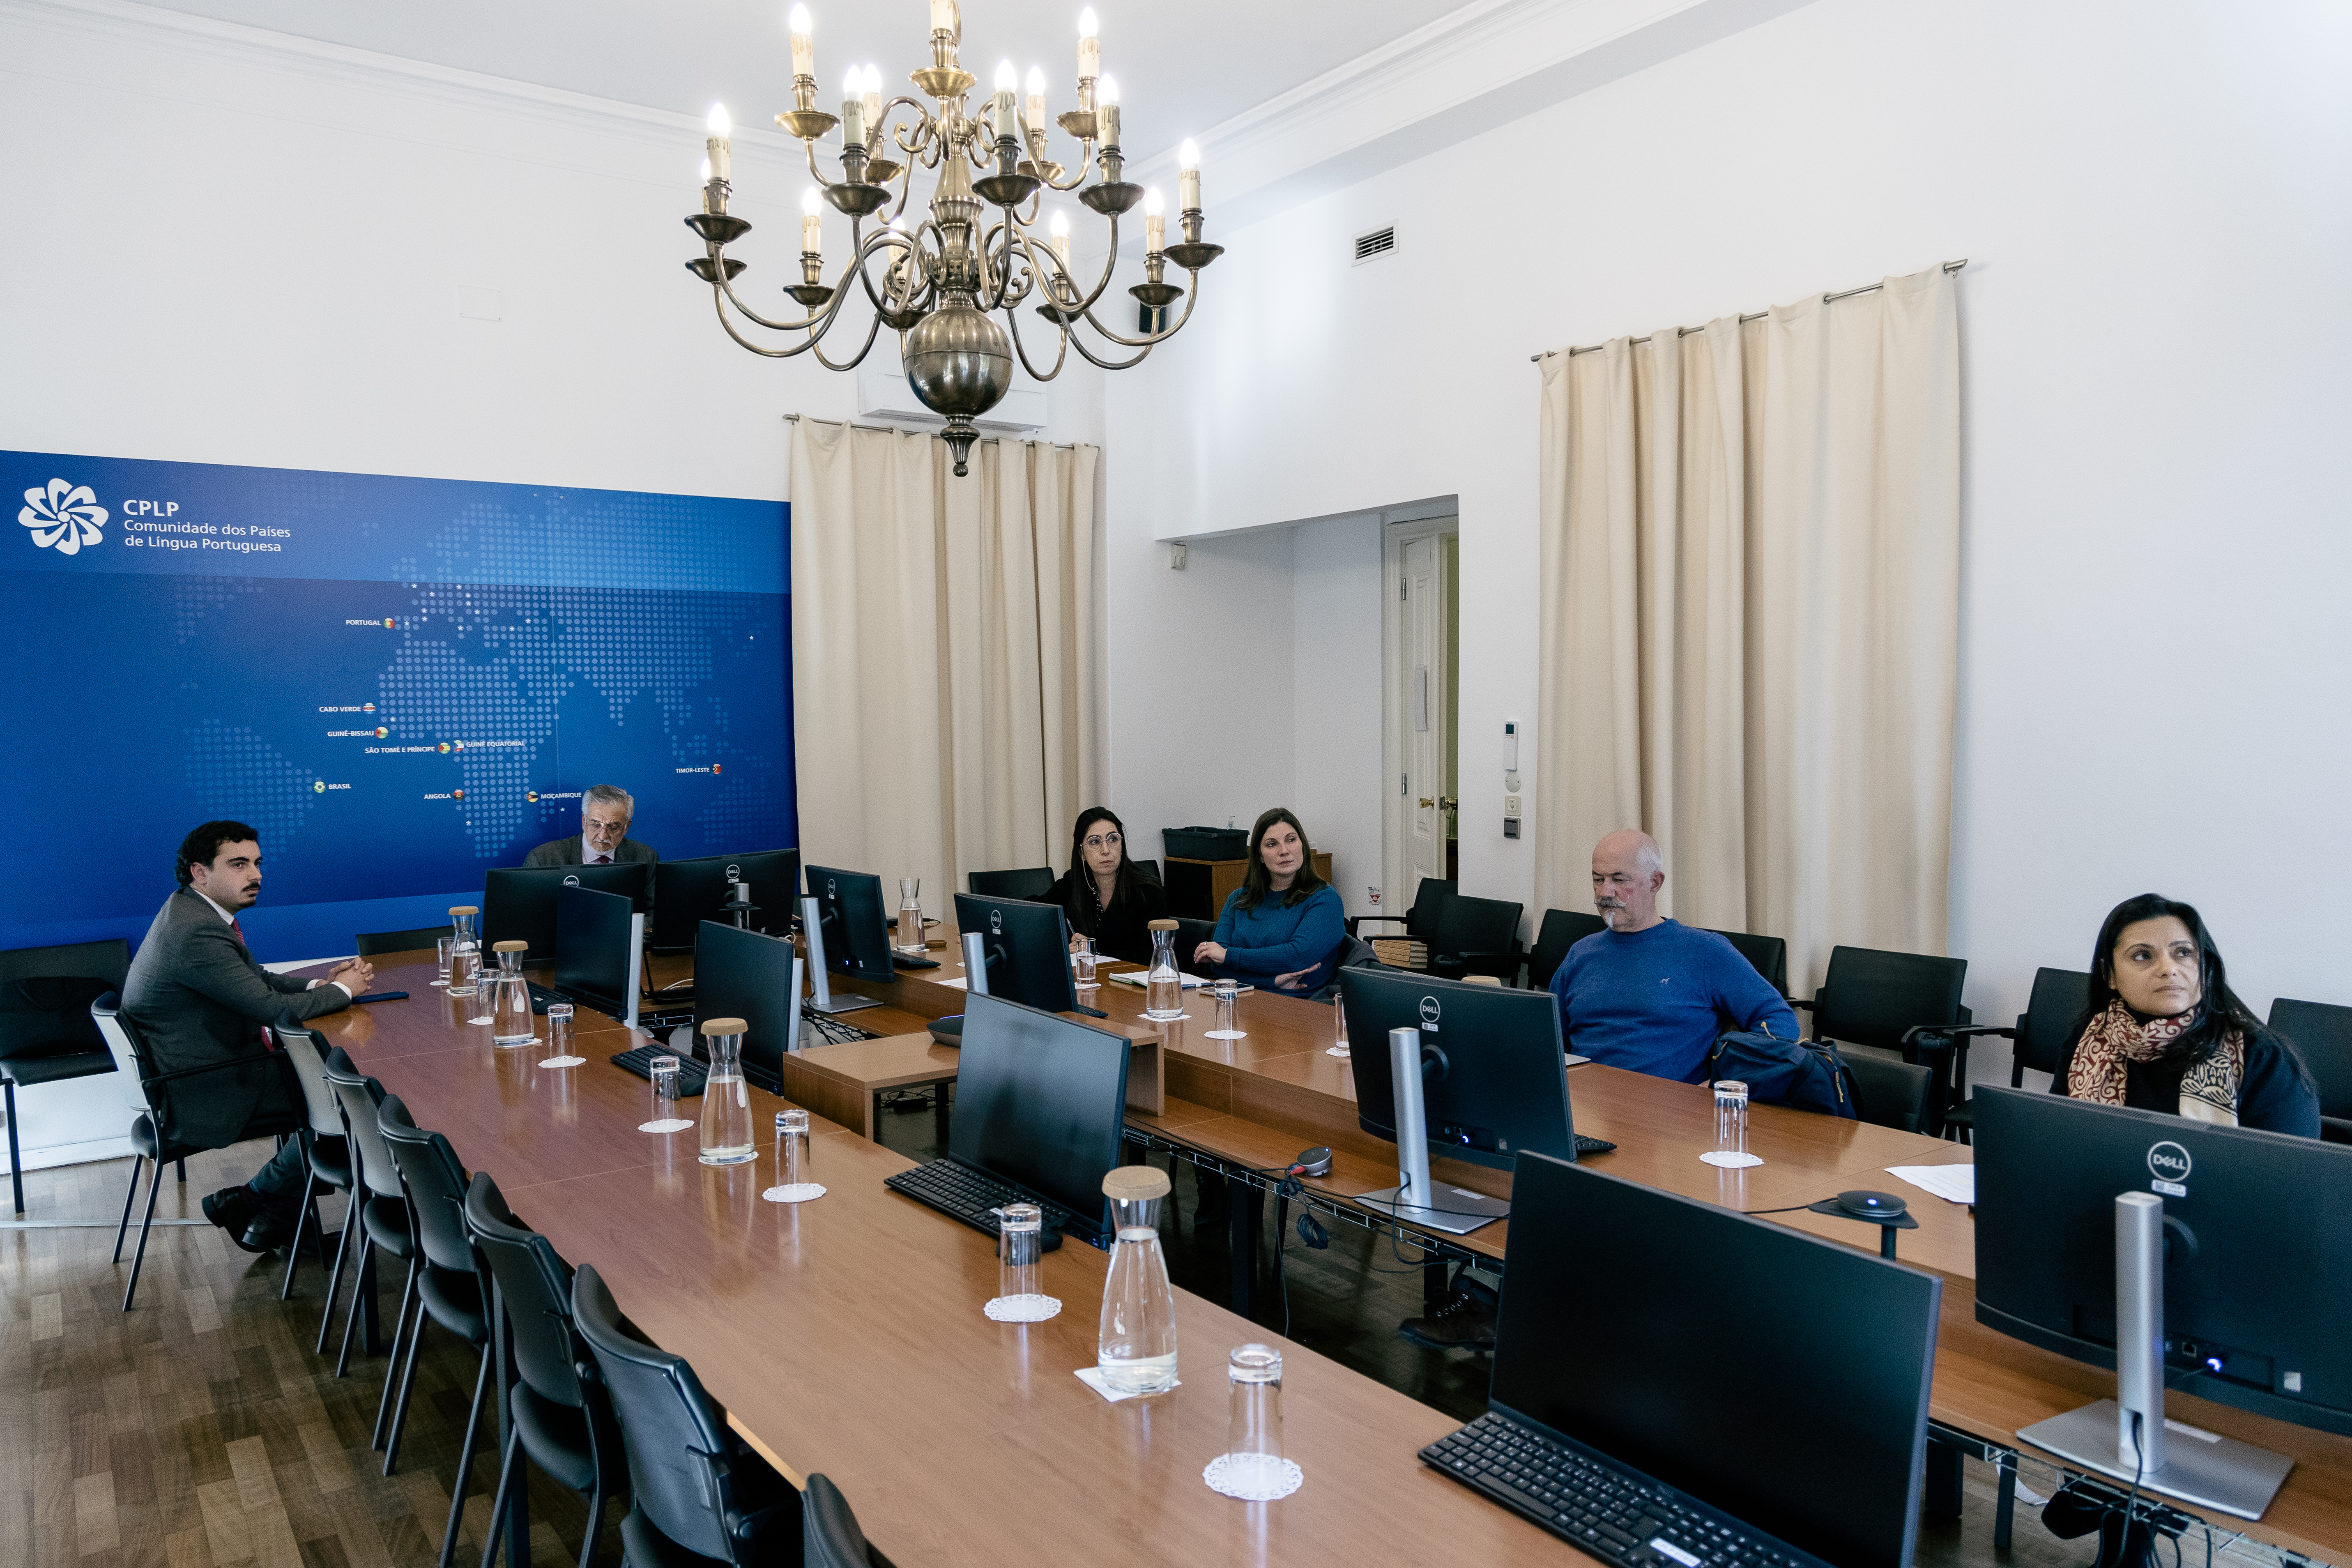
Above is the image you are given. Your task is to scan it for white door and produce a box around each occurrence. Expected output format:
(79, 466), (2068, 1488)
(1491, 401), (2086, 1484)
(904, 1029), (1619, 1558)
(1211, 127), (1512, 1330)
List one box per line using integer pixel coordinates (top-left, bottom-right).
(1399, 533), (1450, 899)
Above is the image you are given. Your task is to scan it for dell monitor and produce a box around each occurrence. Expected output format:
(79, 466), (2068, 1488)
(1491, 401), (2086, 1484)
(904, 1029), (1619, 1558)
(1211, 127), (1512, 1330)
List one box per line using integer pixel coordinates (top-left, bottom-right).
(953, 892), (1079, 1015)
(650, 849), (800, 954)
(552, 884), (644, 1026)
(1973, 1084), (2352, 1441)
(802, 866), (899, 987)
(1342, 967), (1582, 1172)
(483, 863), (650, 964)
(1477, 1153), (1940, 1568)
(690, 921), (801, 1089)
(952, 991), (1130, 1242)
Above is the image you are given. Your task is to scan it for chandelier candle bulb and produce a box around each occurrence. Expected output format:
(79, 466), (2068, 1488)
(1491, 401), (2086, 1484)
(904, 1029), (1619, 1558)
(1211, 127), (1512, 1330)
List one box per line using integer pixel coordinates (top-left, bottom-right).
(931, 0), (958, 37)
(801, 185), (823, 253)
(1048, 208), (1071, 275)
(992, 58), (1018, 140)
(1077, 7), (1100, 78)
(704, 102), (732, 184)
(840, 67), (864, 147)
(789, 3), (813, 79)
(699, 157), (713, 213)
(1024, 65), (1047, 138)
(1098, 73), (1120, 150)
(1178, 139), (1201, 211)
(860, 64), (883, 138)
(1144, 185), (1164, 253)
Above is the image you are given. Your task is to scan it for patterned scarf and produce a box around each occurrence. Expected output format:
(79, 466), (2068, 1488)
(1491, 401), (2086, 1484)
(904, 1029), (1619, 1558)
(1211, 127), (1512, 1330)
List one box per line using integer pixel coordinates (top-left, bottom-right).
(2067, 998), (2245, 1126)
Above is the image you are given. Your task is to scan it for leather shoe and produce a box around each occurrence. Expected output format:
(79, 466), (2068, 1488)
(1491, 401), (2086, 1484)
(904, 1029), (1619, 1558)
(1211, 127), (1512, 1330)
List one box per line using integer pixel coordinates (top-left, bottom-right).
(202, 1186), (255, 1235)
(1398, 1288), (1498, 1353)
(239, 1210), (299, 1255)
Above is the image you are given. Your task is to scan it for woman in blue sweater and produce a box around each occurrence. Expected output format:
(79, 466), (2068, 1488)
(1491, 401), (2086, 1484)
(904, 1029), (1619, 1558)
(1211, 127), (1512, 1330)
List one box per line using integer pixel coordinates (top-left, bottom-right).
(1193, 808), (1345, 995)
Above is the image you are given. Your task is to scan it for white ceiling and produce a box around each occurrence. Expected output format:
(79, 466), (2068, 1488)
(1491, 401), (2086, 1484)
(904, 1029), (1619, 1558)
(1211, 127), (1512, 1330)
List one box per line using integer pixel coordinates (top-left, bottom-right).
(130, 0), (1468, 165)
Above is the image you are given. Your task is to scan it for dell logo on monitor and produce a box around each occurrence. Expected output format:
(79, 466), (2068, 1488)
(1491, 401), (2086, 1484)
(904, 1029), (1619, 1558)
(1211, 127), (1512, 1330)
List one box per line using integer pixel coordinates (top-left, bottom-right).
(990, 909), (1003, 935)
(562, 875), (580, 887)
(726, 862), (742, 880)
(1419, 995), (1442, 1030)
(2147, 1141), (2192, 1182)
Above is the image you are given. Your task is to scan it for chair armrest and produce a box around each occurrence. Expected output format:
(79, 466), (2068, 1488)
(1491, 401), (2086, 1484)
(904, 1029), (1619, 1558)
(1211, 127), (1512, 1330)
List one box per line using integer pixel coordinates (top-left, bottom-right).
(1790, 995), (1817, 1011)
(1901, 1023), (2013, 1048)
(1346, 916), (1407, 937)
(1456, 950), (1522, 980)
(143, 1056), (275, 1088)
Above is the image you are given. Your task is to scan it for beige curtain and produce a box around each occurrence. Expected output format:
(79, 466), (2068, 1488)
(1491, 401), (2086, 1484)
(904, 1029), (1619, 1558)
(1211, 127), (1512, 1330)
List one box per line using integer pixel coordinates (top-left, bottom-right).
(1534, 265), (1960, 992)
(789, 418), (1104, 911)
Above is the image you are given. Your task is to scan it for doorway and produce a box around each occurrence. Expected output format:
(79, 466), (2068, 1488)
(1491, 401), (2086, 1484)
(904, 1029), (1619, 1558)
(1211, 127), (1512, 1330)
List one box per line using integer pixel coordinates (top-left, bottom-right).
(1382, 516), (1459, 917)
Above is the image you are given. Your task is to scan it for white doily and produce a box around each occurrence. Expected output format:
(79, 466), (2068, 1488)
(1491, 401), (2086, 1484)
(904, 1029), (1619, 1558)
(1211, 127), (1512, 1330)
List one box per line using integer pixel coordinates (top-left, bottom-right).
(983, 1294), (1061, 1322)
(1203, 1455), (1303, 1501)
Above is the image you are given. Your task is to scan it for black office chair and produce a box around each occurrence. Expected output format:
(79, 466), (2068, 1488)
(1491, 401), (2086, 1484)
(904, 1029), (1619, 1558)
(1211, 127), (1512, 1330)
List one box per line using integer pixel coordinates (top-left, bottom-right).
(1427, 894), (1524, 983)
(269, 1019), (353, 1305)
(967, 867), (1054, 900)
(1528, 910), (1606, 991)
(1310, 934), (1386, 1003)
(2265, 997), (2352, 1145)
(572, 1263), (800, 1568)
(2, 938), (131, 1214)
(89, 992), (260, 1311)
(321, 1051), (415, 1400)
(1843, 1055), (1937, 1134)
(376, 1098), (493, 1547)
(466, 1171), (627, 1568)
(1705, 929), (1789, 997)
(1174, 916), (1216, 969)
(1132, 859), (1162, 886)
(1934, 968), (2093, 1145)
(1346, 876), (1454, 942)
(803, 1474), (895, 1568)
(1796, 946), (1968, 1134)
(356, 926), (449, 958)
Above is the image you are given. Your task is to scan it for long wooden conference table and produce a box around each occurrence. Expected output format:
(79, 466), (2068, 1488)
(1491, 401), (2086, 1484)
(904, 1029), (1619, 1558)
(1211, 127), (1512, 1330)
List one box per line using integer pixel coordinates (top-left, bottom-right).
(304, 942), (2352, 1568)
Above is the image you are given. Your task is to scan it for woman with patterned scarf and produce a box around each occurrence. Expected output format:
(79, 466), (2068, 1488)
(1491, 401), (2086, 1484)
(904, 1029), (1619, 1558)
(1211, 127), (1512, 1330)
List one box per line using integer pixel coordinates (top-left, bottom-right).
(2052, 893), (2319, 1136)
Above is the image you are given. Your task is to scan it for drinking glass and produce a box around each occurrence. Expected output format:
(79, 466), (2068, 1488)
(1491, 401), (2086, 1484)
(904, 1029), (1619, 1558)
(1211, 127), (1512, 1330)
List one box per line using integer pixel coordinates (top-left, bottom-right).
(1701, 1080), (1763, 1167)
(541, 1002), (583, 1068)
(1072, 935), (1098, 992)
(447, 943), (479, 1001)
(1328, 986), (1350, 1058)
(641, 1055), (692, 1133)
(984, 1202), (1060, 1321)
(1206, 979), (1243, 1040)
(433, 937), (453, 988)
(1204, 1343), (1302, 1500)
(763, 1108), (824, 1202)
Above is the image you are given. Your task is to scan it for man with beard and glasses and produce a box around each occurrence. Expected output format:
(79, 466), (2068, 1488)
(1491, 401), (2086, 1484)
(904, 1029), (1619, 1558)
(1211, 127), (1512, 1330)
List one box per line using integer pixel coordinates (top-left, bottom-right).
(1547, 829), (1797, 1083)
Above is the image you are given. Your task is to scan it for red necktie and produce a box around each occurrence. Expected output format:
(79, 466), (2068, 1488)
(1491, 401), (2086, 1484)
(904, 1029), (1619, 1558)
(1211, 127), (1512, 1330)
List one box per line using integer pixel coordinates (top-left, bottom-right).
(594, 855), (611, 865)
(232, 918), (248, 949)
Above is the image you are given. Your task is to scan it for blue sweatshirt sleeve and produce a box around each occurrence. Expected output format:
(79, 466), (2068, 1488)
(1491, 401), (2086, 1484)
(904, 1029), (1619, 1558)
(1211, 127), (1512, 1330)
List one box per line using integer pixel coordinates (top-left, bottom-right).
(1210, 891), (1243, 950)
(1713, 938), (1800, 1040)
(1216, 886), (1345, 979)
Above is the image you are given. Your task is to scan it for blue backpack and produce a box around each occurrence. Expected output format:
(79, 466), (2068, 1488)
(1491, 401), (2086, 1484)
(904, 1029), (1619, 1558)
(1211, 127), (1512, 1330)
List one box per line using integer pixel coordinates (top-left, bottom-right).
(1706, 1026), (1858, 1120)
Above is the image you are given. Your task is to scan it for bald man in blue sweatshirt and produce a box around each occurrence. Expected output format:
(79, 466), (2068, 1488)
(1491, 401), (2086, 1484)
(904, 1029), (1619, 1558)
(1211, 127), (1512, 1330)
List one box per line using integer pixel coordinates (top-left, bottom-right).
(1549, 830), (1797, 1083)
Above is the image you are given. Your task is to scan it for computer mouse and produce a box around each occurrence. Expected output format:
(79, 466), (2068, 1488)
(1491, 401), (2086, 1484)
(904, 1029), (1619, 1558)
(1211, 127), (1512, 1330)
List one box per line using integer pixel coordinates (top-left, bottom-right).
(1833, 1189), (1908, 1220)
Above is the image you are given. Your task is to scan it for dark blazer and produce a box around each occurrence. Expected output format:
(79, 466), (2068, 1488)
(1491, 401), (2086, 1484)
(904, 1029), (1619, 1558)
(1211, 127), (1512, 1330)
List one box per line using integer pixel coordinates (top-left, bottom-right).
(120, 889), (351, 1149)
(2050, 1026), (2320, 1138)
(1040, 868), (1169, 965)
(523, 835), (658, 868)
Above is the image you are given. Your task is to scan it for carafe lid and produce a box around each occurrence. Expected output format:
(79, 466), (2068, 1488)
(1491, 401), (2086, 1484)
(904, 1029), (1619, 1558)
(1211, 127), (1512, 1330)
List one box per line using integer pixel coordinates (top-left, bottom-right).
(493, 940), (527, 953)
(1147, 919), (1178, 932)
(1102, 1164), (1171, 1200)
(449, 905), (478, 916)
(701, 1016), (748, 1036)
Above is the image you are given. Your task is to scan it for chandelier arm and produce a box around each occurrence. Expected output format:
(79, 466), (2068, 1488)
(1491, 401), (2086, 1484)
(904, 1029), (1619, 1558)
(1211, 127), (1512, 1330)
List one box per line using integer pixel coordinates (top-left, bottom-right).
(1057, 216), (1125, 320)
(1059, 322), (1154, 372)
(890, 103), (937, 157)
(1001, 242), (1071, 383)
(801, 139), (831, 185)
(808, 308), (884, 372)
(709, 286), (833, 359)
(847, 225), (917, 315)
(1077, 269), (1203, 349)
(714, 266), (834, 334)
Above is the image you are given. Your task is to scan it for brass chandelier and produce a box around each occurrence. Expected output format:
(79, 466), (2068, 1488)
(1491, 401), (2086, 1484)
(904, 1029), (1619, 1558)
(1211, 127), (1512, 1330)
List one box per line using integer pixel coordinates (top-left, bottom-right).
(685, 1), (1225, 475)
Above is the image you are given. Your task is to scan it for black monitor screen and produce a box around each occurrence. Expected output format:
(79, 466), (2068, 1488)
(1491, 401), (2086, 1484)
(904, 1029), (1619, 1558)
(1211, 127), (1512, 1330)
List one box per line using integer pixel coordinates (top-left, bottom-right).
(1341, 968), (1579, 1171)
(1973, 1085), (2352, 1437)
(692, 921), (799, 1081)
(1495, 1155), (1940, 1568)
(953, 893), (1077, 1014)
(951, 992), (1129, 1241)
(483, 863), (650, 965)
(651, 849), (799, 953)
(802, 865), (897, 984)
(553, 885), (639, 1015)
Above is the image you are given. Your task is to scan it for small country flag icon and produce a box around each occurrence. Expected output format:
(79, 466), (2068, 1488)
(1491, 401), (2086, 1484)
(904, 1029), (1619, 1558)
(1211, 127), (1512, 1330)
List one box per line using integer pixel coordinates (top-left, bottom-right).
(313, 780), (326, 794)
(373, 726), (388, 738)
(362, 702), (376, 712)
(437, 742), (451, 754)
(454, 741), (466, 752)
(453, 789), (465, 800)
(712, 763), (723, 775)
(526, 790), (539, 803)
(382, 618), (396, 629)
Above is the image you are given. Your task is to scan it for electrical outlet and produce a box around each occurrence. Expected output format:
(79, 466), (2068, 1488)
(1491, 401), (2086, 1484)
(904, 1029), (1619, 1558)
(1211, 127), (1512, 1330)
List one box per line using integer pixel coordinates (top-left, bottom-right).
(1504, 795), (1521, 816)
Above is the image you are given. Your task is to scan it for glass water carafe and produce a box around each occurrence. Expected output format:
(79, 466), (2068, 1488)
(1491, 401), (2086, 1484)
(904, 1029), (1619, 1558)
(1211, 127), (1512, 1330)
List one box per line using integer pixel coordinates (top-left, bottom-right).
(446, 905), (481, 997)
(697, 1018), (756, 1165)
(1097, 1166), (1178, 1394)
(1144, 919), (1184, 1020)
(896, 877), (924, 952)
(489, 940), (535, 1045)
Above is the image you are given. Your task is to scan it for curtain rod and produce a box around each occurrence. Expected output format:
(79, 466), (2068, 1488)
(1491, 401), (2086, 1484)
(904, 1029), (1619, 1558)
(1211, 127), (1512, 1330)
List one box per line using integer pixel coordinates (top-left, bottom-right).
(1528, 259), (1967, 363)
(780, 412), (1079, 449)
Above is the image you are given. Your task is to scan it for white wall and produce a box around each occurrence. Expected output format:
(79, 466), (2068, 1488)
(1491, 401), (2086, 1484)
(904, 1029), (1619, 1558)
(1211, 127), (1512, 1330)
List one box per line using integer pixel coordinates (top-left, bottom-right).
(1100, 0), (2352, 1074)
(1290, 516), (1385, 912)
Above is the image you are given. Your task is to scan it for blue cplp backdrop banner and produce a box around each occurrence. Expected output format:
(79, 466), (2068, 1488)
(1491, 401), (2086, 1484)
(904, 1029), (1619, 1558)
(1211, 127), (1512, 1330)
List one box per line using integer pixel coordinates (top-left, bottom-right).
(4, 451), (794, 962)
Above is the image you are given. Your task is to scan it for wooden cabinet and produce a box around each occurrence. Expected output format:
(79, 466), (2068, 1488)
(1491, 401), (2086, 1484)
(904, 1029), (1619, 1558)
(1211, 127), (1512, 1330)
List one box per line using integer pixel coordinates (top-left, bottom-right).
(1162, 852), (1333, 920)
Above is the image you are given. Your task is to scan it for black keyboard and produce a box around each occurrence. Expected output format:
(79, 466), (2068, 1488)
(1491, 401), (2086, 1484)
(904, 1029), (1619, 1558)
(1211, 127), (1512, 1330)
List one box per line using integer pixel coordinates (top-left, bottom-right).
(891, 951), (941, 970)
(526, 982), (568, 1015)
(1575, 1133), (1617, 1156)
(1423, 1414), (1805, 1568)
(608, 1044), (706, 1098)
(801, 1009), (880, 1048)
(884, 1160), (1070, 1251)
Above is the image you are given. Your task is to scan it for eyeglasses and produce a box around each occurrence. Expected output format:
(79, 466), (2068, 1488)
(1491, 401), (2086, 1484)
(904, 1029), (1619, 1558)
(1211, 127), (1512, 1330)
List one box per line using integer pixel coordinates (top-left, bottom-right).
(1082, 832), (1123, 850)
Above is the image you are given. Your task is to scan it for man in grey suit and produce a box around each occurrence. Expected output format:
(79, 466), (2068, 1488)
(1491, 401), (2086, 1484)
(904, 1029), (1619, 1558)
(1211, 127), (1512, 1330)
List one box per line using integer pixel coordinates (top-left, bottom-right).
(522, 783), (658, 870)
(122, 821), (375, 1252)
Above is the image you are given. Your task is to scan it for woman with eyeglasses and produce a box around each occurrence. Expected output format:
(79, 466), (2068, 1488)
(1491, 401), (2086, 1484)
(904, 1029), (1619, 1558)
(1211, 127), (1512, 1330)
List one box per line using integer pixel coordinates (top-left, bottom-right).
(1041, 807), (1168, 964)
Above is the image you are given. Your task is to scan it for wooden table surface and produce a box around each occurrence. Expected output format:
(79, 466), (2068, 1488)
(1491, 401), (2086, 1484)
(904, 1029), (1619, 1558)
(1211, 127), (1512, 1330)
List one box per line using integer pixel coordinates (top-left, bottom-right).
(308, 956), (1587, 1567)
(324, 947), (2352, 1564)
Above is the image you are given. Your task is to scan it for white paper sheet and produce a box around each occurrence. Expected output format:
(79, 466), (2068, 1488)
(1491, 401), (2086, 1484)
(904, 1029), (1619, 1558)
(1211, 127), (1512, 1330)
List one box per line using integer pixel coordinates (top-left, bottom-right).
(1885, 1164), (1975, 1204)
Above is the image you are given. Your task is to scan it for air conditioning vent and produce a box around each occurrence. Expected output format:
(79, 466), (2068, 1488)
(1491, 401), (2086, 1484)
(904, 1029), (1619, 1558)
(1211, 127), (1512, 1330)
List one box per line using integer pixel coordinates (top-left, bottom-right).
(1352, 225), (1397, 266)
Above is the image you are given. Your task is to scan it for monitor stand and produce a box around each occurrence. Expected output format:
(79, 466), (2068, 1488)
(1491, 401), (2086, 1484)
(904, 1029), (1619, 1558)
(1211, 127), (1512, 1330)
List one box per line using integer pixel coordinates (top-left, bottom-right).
(800, 895), (882, 1015)
(1357, 1025), (1509, 1236)
(2016, 1192), (2293, 1521)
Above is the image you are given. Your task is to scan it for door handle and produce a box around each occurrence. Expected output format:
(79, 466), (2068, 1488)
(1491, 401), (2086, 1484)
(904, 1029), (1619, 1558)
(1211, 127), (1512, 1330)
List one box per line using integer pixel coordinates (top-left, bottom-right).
(1439, 796), (1459, 811)
(1417, 797), (1436, 809)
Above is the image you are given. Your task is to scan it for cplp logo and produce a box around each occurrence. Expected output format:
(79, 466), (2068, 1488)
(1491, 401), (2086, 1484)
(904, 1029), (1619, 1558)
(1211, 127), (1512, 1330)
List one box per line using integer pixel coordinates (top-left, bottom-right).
(20, 479), (107, 556)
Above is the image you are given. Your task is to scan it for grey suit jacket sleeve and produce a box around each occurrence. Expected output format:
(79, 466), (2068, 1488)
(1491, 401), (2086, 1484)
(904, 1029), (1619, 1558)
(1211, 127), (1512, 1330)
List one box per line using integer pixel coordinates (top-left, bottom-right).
(182, 920), (352, 1024)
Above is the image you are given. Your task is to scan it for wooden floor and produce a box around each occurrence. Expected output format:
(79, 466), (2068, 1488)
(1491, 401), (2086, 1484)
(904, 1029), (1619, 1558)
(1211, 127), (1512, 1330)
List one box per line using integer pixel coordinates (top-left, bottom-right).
(4, 1113), (2086, 1568)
